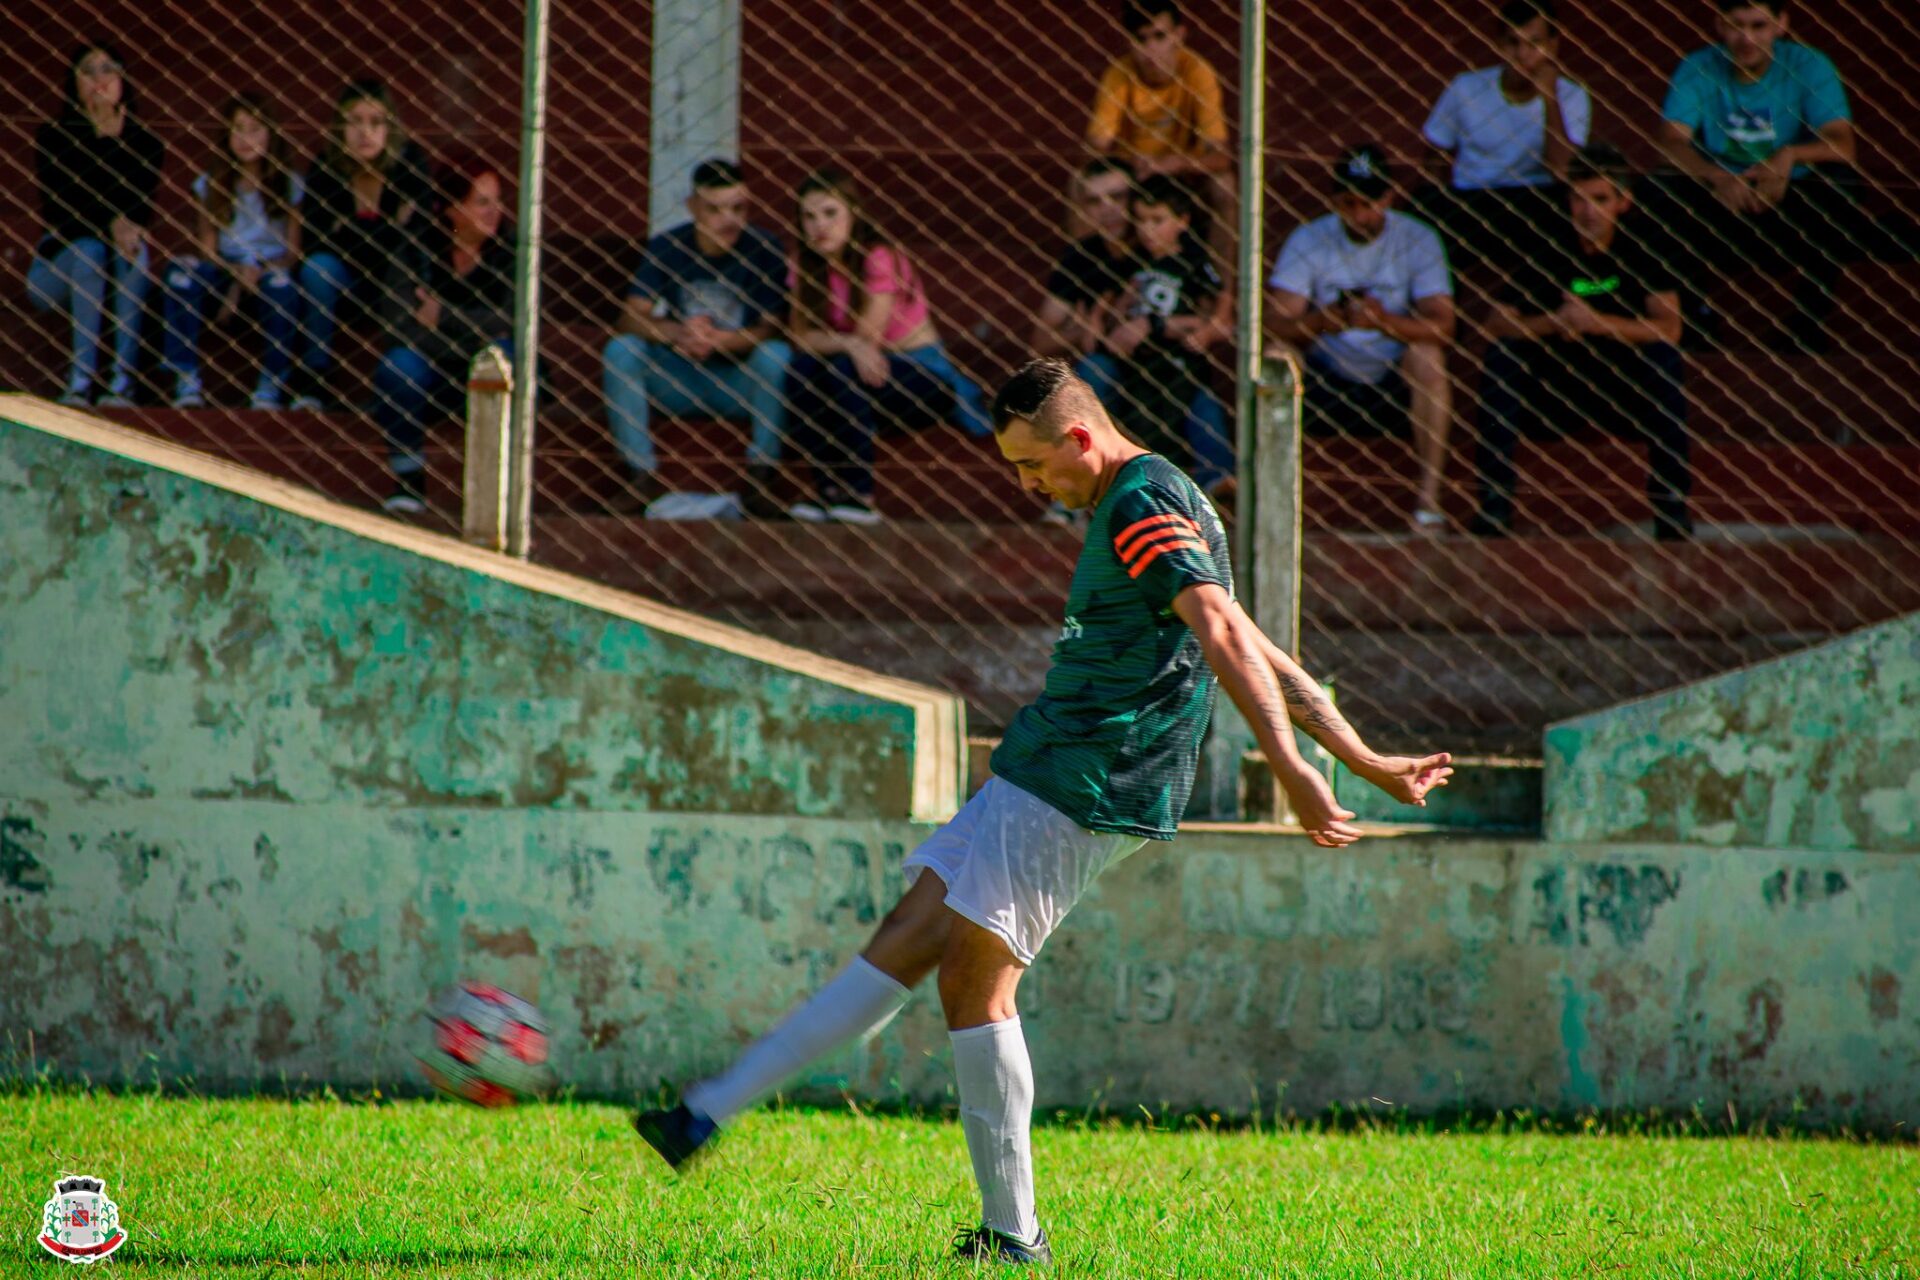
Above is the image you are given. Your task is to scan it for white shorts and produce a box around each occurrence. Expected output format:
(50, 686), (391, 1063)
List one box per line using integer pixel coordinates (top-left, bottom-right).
(902, 777), (1147, 965)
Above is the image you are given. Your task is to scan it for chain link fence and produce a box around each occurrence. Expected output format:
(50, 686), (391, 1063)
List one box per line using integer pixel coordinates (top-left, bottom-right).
(6, 0), (1919, 776)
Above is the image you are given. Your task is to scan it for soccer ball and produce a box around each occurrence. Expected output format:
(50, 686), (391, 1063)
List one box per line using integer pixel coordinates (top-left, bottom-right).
(417, 982), (554, 1107)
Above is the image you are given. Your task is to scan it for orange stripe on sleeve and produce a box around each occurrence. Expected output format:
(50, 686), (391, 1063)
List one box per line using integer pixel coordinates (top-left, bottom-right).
(1126, 538), (1211, 578)
(1122, 527), (1210, 565)
(1115, 513), (1202, 560)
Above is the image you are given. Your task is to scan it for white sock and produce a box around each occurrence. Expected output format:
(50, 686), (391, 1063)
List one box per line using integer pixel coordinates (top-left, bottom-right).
(683, 956), (910, 1126)
(951, 1016), (1039, 1244)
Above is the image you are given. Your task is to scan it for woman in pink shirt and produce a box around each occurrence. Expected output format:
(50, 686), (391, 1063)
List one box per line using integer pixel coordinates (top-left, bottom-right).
(784, 168), (989, 523)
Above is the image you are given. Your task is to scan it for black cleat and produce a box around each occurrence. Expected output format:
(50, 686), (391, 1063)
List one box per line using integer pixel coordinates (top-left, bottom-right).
(953, 1223), (1052, 1265)
(634, 1101), (718, 1171)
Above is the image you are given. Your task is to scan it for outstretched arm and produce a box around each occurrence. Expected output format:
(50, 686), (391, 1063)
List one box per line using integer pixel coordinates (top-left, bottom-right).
(1174, 584), (1361, 847)
(1233, 602), (1454, 807)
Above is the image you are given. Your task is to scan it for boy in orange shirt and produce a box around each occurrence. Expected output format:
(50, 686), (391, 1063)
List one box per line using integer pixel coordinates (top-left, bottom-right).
(1086, 0), (1237, 263)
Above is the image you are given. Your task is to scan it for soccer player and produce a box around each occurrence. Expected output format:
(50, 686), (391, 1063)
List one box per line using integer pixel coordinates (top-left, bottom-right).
(636, 358), (1454, 1264)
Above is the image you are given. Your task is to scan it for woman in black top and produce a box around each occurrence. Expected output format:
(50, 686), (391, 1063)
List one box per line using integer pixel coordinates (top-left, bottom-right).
(293, 79), (432, 411)
(370, 157), (514, 514)
(26, 41), (165, 406)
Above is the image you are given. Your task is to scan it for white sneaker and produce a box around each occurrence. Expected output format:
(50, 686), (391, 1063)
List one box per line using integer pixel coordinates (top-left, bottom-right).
(58, 383), (91, 407)
(289, 394), (324, 412)
(249, 383), (284, 411)
(789, 501), (828, 523)
(382, 492), (427, 516)
(170, 373), (206, 410)
(645, 491), (742, 521)
(826, 502), (882, 526)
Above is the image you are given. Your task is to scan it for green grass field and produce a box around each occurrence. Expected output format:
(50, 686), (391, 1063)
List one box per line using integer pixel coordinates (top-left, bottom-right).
(4, 1088), (1915, 1277)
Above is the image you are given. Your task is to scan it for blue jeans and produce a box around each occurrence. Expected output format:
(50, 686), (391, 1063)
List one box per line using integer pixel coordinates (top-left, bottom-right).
(298, 251), (356, 376)
(161, 258), (299, 390)
(1075, 351), (1231, 486)
(26, 236), (151, 394)
(901, 342), (992, 438)
(373, 339), (513, 476)
(601, 334), (794, 473)
(789, 346), (976, 502)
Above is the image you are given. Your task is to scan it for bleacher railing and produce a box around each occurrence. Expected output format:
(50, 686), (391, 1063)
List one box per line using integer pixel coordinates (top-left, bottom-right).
(9, 0), (1919, 787)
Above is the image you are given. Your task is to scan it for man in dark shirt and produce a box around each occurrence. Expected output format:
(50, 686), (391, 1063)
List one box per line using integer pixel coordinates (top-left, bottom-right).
(1104, 176), (1228, 478)
(1031, 160), (1231, 499)
(636, 358), (1452, 1265)
(1470, 144), (1692, 540)
(602, 158), (792, 518)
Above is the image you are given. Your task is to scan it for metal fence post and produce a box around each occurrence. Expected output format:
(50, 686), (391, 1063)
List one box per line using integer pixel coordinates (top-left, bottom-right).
(507, 0), (552, 560)
(1193, 0), (1268, 821)
(463, 346), (514, 552)
(1239, 353), (1306, 823)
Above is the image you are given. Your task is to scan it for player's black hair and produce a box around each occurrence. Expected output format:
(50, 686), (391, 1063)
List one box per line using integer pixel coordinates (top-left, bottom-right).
(692, 158), (743, 192)
(1121, 0), (1181, 36)
(1716, 0), (1783, 13)
(1566, 142), (1633, 187)
(1077, 156), (1135, 186)
(1498, 0), (1558, 32)
(1131, 174), (1196, 220)
(993, 357), (1102, 440)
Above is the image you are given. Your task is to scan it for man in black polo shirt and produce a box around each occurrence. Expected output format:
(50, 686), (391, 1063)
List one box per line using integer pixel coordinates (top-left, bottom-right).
(1470, 144), (1693, 541)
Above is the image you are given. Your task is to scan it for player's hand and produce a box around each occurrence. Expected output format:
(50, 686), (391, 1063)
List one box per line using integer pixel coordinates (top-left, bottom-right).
(1744, 154), (1792, 208)
(1106, 316), (1150, 358)
(849, 338), (889, 388)
(233, 263), (263, 294)
(1276, 764), (1362, 847)
(1358, 752), (1454, 807)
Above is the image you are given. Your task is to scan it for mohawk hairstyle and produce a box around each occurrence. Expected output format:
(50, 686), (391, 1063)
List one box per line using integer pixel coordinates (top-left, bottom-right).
(991, 357), (1106, 441)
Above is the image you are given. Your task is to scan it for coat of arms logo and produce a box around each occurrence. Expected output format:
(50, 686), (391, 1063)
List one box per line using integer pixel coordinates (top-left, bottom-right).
(39, 1176), (127, 1264)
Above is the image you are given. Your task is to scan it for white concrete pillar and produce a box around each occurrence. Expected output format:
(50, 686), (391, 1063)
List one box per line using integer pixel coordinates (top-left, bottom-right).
(649, 0), (742, 235)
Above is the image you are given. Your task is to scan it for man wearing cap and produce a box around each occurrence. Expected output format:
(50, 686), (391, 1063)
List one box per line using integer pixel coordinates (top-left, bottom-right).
(1266, 144), (1457, 534)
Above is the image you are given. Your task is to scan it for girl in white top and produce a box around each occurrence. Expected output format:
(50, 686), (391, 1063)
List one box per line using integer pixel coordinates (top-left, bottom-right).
(160, 94), (305, 409)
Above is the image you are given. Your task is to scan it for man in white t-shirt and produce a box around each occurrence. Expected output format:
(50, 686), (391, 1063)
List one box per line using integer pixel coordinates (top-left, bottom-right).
(1416, 0), (1590, 278)
(1267, 144), (1456, 534)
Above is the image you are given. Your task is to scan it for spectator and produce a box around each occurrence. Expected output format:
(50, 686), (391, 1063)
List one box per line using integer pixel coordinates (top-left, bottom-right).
(1417, 0), (1590, 280)
(1267, 145), (1456, 534)
(1031, 158), (1231, 499)
(159, 95), (304, 410)
(1085, 0), (1236, 265)
(601, 159), (792, 520)
(1103, 176), (1229, 478)
(1470, 145), (1691, 541)
(1647, 0), (1913, 353)
(370, 159), (513, 515)
(27, 40), (164, 407)
(295, 79), (433, 411)
(785, 168), (990, 525)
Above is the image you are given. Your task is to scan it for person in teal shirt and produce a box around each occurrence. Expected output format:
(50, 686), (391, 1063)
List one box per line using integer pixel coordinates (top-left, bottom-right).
(1645, 0), (1915, 354)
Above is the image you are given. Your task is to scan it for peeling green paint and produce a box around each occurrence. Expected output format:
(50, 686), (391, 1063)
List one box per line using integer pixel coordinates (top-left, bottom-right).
(0, 410), (961, 821)
(1546, 612), (1920, 852)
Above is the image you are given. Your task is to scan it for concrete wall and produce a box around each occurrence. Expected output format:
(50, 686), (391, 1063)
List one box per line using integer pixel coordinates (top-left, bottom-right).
(6, 804), (1916, 1128)
(4, 399), (1916, 1129)
(1546, 612), (1920, 852)
(0, 398), (964, 823)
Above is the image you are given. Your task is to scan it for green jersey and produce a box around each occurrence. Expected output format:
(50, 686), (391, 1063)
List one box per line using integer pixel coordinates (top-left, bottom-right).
(991, 454), (1232, 839)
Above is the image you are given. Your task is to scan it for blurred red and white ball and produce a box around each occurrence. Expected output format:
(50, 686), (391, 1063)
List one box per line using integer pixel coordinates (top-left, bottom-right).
(417, 982), (554, 1106)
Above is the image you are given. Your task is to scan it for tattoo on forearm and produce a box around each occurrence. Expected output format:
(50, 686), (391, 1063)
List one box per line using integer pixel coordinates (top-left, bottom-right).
(1275, 670), (1353, 737)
